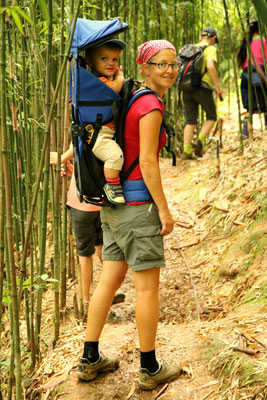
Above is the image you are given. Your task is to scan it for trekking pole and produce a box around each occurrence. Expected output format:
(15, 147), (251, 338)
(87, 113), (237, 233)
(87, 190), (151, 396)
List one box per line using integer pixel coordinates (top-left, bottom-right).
(208, 120), (219, 145)
(219, 118), (223, 149)
(216, 139), (220, 176)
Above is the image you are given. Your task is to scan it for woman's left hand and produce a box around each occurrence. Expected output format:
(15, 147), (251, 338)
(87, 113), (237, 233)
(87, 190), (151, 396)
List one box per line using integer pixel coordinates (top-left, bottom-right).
(159, 208), (174, 236)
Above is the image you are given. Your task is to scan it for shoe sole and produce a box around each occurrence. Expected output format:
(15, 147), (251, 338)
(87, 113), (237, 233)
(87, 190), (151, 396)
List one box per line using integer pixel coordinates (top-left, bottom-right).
(139, 373), (181, 390)
(138, 365), (182, 390)
(77, 363), (119, 381)
(77, 371), (98, 381)
(103, 189), (125, 205)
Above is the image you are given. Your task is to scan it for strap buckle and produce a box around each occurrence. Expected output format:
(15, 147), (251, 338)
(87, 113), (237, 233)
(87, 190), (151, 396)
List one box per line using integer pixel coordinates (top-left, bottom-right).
(71, 123), (83, 138)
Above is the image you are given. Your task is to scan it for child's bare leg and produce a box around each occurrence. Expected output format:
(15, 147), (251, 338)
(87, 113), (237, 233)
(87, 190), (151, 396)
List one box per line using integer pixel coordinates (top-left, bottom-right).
(104, 168), (120, 179)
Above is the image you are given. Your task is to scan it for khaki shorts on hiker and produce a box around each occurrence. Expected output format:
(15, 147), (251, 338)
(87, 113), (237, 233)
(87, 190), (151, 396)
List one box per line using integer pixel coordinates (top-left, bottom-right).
(101, 203), (165, 271)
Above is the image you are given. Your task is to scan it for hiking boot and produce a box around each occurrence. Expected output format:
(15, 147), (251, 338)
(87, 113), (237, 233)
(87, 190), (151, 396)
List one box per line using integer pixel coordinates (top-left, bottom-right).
(82, 301), (89, 322)
(242, 120), (249, 138)
(193, 139), (203, 157)
(83, 301), (89, 316)
(138, 361), (182, 391)
(112, 292), (125, 305)
(77, 354), (119, 381)
(180, 151), (195, 160)
(103, 183), (125, 205)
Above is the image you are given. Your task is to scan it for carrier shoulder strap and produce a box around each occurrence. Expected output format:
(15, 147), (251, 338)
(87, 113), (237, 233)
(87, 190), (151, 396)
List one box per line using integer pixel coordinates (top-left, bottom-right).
(200, 45), (209, 78)
(122, 88), (165, 182)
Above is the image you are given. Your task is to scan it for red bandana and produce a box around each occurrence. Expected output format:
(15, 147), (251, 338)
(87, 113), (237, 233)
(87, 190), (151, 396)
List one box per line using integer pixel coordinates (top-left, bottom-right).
(136, 40), (176, 64)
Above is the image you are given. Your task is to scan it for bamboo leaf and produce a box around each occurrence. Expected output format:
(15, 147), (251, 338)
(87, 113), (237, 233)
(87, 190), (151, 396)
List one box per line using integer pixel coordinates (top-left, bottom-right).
(14, 6), (32, 24)
(0, 360), (10, 367)
(22, 278), (32, 287)
(8, 8), (24, 35)
(251, 0), (267, 27)
(34, 0), (49, 22)
(3, 296), (12, 304)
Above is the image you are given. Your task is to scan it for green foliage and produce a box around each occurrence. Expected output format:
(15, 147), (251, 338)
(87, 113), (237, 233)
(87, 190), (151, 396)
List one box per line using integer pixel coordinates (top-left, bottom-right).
(240, 281), (267, 305)
(201, 337), (225, 361)
(4, 6), (32, 34)
(34, 0), (49, 22)
(2, 289), (12, 305)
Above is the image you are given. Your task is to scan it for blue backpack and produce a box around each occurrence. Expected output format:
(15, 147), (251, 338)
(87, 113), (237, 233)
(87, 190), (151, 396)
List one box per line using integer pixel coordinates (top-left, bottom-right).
(70, 18), (176, 206)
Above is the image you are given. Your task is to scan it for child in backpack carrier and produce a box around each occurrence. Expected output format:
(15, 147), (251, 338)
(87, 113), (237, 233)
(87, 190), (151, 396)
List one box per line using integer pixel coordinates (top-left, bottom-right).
(85, 39), (127, 205)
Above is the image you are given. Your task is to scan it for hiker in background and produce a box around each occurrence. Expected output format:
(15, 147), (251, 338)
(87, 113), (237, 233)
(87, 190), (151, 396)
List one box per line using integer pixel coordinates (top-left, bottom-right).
(180, 27), (223, 159)
(85, 39), (126, 205)
(77, 40), (182, 391)
(50, 146), (103, 317)
(237, 19), (267, 137)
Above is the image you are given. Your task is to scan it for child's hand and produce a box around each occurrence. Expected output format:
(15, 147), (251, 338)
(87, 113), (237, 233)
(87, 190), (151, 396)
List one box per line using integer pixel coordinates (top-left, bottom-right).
(62, 161), (73, 177)
(114, 65), (124, 79)
(50, 152), (58, 165)
(112, 66), (125, 93)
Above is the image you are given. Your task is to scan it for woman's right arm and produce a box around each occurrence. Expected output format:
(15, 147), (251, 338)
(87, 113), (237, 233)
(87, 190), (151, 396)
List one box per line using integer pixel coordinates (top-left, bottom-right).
(139, 110), (174, 236)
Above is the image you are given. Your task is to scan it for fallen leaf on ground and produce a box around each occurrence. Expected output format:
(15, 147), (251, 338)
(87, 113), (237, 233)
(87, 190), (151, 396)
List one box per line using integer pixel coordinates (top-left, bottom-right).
(214, 199), (229, 212)
(42, 365), (73, 390)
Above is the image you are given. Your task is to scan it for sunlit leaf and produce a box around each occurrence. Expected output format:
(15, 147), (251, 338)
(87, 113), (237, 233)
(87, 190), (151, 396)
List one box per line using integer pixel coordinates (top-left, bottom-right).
(0, 360), (10, 367)
(14, 6), (32, 24)
(36, 0), (49, 22)
(9, 8), (24, 34)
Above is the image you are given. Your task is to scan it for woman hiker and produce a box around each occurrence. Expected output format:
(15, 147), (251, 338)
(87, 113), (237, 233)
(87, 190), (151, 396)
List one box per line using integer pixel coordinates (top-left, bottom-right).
(77, 39), (182, 391)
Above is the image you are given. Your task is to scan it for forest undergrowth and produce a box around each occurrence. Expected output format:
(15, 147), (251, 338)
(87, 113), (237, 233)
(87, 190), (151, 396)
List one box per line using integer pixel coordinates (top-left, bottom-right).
(1, 110), (267, 400)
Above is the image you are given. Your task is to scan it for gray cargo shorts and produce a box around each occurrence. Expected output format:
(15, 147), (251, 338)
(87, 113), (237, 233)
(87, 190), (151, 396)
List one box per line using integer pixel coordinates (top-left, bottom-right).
(101, 203), (165, 271)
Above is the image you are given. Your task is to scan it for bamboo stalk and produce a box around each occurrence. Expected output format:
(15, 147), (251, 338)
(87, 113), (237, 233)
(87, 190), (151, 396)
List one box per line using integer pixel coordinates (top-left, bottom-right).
(35, 0), (56, 350)
(61, 77), (70, 284)
(8, 17), (32, 350)
(0, 5), (23, 398)
(0, 85), (5, 400)
(223, 0), (243, 153)
(20, 0), (82, 311)
(142, 0), (148, 42)
(58, 0), (67, 312)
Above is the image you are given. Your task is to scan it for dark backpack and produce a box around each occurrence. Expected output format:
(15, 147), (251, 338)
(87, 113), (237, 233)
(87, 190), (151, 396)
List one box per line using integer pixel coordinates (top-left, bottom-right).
(177, 44), (208, 92)
(72, 78), (176, 206)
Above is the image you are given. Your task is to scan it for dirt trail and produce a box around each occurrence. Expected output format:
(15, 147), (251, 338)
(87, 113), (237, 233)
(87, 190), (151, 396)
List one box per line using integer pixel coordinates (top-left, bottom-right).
(37, 113), (267, 400)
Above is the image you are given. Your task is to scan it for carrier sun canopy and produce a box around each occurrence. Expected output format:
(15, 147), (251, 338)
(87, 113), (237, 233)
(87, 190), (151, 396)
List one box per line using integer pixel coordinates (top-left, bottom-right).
(70, 18), (128, 58)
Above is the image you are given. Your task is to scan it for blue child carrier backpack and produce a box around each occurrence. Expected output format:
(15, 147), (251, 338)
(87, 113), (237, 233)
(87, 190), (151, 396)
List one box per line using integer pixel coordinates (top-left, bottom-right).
(69, 18), (176, 206)
(69, 18), (128, 206)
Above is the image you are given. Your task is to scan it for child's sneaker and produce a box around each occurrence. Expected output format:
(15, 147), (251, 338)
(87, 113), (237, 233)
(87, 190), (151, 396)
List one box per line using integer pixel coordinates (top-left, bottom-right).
(138, 361), (182, 390)
(103, 183), (125, 205)
(77, 354), (119, 381)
